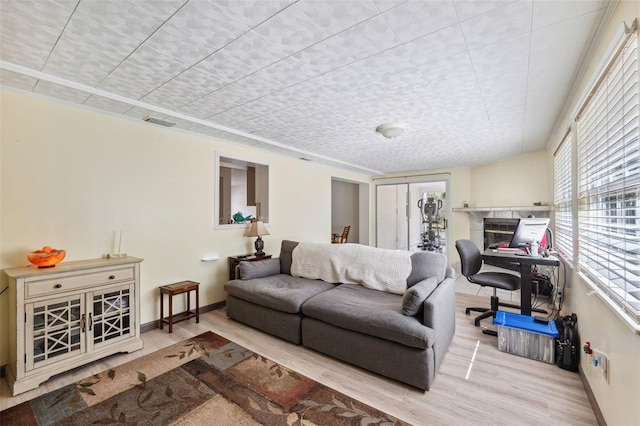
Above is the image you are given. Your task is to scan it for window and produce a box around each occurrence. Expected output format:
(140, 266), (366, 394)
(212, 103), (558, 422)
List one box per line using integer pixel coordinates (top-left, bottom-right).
(215, 154), (269, 229)
(575, 29), (639, 325)
(553, 132), (574, 263)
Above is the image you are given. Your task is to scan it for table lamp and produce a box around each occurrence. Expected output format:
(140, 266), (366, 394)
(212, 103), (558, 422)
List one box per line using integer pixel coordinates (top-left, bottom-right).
(247, 220), (269, 256)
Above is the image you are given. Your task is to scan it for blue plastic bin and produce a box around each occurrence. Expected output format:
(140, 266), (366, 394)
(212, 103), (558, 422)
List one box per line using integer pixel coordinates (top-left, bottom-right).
(494, 311), (559, 363)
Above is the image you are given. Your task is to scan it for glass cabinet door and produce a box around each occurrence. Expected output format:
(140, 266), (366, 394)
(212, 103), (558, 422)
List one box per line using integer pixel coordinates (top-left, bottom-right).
(25, 295), (85, 371)
(88, 283), (134, 351)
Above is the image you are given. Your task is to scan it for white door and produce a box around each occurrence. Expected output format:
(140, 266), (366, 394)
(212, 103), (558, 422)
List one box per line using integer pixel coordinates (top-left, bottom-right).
(376, 180), (448, 252)
(376, 184), (409, 250)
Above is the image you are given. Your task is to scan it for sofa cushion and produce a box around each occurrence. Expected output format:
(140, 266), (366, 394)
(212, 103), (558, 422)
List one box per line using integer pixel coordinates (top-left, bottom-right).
(239, 258), (280, 280)
(301, 284), (434, 349)
(225, 274), (334, 314)
(402, 277), (438, 316)
(279, 240), (299, 275)
(406, 251), (447, 287)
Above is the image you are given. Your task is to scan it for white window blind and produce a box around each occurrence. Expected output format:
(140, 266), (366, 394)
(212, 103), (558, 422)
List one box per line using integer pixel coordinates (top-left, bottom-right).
(576, 30), (640, 322)
(553, 133), (573, 263)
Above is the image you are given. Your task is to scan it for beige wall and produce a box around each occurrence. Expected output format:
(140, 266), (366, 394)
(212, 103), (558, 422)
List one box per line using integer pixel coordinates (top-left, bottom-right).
(0, 90), (370, 366)
(545, 2), (640, 425)
(469, 150), (551, 208)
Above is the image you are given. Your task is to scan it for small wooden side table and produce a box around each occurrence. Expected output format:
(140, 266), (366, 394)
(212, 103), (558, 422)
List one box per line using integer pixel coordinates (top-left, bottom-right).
(228, 254), (272, 280)
(159, 281), (200, 333)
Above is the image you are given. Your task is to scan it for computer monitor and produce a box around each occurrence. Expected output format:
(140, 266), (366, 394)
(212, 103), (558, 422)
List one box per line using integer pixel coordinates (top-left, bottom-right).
(508, 218), (550, 248)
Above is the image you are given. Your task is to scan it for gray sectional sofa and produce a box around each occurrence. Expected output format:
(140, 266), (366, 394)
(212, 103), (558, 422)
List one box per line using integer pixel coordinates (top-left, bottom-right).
(224, 240), (456, 390)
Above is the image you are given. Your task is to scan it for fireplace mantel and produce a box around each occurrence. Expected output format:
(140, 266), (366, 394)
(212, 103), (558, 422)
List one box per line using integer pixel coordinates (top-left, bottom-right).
(452, 206), (551, 220)
(452, 206), (551, 212)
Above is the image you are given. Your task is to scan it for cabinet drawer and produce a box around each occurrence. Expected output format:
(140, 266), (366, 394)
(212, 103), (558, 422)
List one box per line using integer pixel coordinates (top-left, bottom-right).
(25, 267), (134, 299)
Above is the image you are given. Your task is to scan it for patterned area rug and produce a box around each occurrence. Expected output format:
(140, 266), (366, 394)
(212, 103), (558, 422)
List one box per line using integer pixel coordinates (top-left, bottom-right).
(2, 331), (410, 425)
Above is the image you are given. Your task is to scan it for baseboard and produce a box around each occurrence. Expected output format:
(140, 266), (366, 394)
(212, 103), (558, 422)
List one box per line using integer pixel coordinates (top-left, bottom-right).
(140, 300), (226, 333)
(579, 366), (607, 426)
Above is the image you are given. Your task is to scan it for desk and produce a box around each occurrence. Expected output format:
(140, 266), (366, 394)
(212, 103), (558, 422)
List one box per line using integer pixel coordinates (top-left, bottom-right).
(482, 250), (559, 316)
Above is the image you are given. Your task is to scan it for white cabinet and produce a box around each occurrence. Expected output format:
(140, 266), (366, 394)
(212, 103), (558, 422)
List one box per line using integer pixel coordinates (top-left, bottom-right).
(4, 257), (143, 395)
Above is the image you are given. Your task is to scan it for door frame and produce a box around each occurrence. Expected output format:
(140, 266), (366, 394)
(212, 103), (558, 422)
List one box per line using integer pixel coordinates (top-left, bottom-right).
(373, 173), (451, 251)
(331, 177), (370, 245)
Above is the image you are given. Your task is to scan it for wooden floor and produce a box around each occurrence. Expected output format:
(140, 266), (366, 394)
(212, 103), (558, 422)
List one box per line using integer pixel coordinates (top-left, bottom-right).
(1, 293), (597, 425)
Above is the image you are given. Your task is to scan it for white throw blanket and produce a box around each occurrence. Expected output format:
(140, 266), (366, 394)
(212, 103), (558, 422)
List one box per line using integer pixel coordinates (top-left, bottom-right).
(290, 243), (413, 295)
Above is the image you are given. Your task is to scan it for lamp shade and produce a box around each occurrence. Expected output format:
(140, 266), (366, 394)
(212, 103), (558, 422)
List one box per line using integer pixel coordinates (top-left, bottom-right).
(376, 123), (404, 139)
(247, 220), (269, 237)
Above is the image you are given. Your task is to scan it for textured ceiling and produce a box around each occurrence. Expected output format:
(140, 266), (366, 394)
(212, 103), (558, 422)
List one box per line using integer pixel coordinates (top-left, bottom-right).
(0, 0), (611, 175)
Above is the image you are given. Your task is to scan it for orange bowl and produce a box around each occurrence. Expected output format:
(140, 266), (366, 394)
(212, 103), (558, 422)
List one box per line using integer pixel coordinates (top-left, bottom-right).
(27, 248), (66, 268)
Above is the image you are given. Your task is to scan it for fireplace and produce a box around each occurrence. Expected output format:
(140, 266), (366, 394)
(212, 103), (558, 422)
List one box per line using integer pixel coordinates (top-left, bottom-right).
(483, 218), (519, 271)
(483, 218), (518, 249)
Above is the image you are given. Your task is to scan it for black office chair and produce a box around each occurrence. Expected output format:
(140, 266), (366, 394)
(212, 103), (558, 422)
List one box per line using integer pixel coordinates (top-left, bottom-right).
(456, 239), (522, 336)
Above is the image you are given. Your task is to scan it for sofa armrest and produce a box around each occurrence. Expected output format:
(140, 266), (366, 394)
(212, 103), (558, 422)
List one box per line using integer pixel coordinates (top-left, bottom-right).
(423, 277), (455, 328)
(445, 266), (455, 279)
(423, 277), (456, 369)
(239, 258), (281, 280)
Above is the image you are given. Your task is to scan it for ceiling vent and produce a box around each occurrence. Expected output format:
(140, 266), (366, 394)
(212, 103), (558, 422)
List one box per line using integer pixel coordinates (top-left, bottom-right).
(143, 116), (176, 127)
